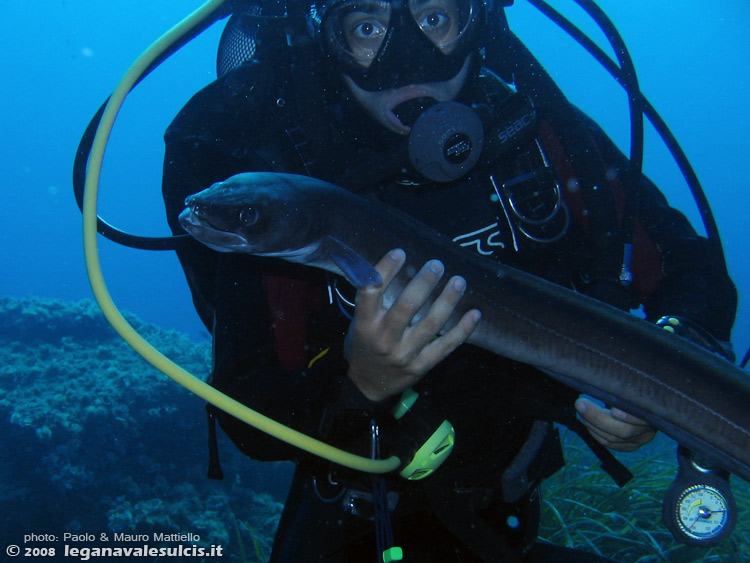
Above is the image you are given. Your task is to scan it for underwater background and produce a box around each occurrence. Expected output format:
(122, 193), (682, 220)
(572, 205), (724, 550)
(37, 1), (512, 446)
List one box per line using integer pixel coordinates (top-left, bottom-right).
(1, 1), (749, 561)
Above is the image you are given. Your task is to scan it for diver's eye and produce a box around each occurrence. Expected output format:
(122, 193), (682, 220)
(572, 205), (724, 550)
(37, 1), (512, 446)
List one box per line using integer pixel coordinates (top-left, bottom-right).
(239, 206), (259, 226)
(351, 20), (387, 40)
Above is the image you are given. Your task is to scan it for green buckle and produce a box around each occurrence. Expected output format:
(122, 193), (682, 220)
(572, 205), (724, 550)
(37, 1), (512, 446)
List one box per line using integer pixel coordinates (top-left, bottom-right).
(399, 420), (455, 480)
(382, 546), (404, 562)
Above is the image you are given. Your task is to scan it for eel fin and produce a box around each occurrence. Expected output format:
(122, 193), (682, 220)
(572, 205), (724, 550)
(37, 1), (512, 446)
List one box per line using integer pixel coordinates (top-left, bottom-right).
(323, 236), (382, 288)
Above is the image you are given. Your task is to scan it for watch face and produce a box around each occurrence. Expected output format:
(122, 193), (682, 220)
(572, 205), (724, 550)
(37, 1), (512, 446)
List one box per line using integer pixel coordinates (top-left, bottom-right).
(676, 485), (730, 541)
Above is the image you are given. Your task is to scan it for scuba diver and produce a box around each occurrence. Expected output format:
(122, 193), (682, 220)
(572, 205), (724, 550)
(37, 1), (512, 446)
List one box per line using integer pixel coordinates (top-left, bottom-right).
(156, 0), (737, 560)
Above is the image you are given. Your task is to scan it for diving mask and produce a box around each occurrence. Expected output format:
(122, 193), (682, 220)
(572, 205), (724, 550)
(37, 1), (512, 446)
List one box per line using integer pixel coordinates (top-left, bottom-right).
(321, 0), (483, 91)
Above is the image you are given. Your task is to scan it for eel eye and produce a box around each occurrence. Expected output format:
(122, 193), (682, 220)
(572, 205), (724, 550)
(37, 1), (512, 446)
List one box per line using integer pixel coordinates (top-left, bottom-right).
(239, 206), (259, 226)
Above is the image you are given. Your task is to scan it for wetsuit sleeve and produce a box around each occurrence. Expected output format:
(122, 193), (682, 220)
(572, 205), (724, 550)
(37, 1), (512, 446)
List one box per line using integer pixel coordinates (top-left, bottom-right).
(161, 68), (384, 463)
(580, 111), (737, 341)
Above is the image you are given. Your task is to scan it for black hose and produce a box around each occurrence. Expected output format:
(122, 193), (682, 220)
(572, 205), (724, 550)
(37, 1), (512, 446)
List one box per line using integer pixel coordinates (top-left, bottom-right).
(522, 0), (727, 273)
(527, 0), (643, 277)
(570, 0), (644, 206)
(741, 347), (750, 370)
(72, 99), (193, 250)
(71, 2), (232, 251)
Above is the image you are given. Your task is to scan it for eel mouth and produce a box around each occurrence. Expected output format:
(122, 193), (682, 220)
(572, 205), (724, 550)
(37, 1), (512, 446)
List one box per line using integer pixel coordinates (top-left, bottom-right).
(178, 208), (248, 252)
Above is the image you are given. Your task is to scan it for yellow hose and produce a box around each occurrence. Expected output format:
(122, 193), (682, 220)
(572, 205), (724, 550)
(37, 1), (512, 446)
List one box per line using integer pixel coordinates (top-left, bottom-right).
(82, 0), (399, 475)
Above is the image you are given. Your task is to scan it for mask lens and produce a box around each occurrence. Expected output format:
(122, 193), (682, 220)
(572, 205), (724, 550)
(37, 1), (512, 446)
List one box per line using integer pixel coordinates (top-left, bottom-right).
(324, 0), (392, 68)
(408, 0), (472, 54)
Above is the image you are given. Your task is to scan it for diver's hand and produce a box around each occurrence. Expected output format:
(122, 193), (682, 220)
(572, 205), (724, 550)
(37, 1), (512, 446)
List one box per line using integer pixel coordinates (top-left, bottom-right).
(576, 398), (656, 452)
(345, 249), (481, 402)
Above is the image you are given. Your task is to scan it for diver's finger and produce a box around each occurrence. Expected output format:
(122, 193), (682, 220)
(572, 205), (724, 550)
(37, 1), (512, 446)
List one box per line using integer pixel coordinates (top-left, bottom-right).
(585, 424), (654, 452)
(609, 407), (651, 427)
(576, 400), (625, 438)
(383, 259), (445, 335)
(584, 425), (629, 450)
(406, 275), (468, 347)
(576, 399), (655, 451)
(577, 399), (651, 438)
(355, 249), (406, 317)
(412, 308), (482, 374)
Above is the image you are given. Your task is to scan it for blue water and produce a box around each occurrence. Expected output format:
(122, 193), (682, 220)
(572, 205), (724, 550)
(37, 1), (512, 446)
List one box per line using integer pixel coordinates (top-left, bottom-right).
(1, 0), (749, 558)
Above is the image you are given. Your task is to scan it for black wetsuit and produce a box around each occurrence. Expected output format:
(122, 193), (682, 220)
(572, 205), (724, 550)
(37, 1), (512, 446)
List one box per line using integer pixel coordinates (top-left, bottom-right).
(161, 59), (737, 562)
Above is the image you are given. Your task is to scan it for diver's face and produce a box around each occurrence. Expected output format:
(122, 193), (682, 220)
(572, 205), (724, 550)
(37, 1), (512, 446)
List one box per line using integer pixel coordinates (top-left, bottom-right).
(324, 0), (478, 133)
(343, 56), (470, 134)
